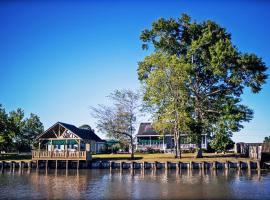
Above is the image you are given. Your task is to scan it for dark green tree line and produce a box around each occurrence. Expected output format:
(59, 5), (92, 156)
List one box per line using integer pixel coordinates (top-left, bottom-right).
(0, 104), (44, 153)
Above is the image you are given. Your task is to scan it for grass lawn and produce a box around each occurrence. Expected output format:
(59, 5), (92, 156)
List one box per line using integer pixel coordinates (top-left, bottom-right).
(92, 153), (253, 162)
(0, 152), (254, 162)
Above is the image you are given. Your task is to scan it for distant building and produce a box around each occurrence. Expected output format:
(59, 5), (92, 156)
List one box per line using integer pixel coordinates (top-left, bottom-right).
(135, 123), (208, 151)
(32, 122), (104, 161)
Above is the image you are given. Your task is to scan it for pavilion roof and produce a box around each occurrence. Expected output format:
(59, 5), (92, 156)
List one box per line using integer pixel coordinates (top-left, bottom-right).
(37, 122), (102, 141)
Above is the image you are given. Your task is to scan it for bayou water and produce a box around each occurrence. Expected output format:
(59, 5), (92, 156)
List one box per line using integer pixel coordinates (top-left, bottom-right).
(0, 168), (269, 199)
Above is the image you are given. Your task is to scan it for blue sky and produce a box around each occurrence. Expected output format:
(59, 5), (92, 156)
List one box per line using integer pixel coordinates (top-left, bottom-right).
(0, 0), (269, 142)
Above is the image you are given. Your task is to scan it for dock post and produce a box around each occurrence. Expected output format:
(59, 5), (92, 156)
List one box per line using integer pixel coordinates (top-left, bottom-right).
(1, 161), (3, 173)
(120, 162), (123, 170)
(198, 162), (201, 170)
(257, 161), (261, 170)
(176, 162), (180, 171)
(154, 161), (158, 170)
(56, 160), (58, 170)
(46, 160), (48, 170)
(66, 160), (68, 170)
(237, 161), (241, 170)
(77, 160), (80, 170)
(36, 160), (39, 169)
(202, 162), (205, 171)
(19, 161), (22, 174)
(212, 161), (215, 170)
(109, 161), (112, 170)
(12, 161), (15, 169)
(225, 161), (229, 169)
(247, 161), (251, 171)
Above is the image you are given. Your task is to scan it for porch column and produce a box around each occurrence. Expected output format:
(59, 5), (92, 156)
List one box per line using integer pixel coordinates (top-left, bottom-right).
(78, 140), (81, 151)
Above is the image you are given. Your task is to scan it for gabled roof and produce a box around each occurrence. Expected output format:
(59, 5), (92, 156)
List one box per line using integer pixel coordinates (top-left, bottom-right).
(38, 122), (102, 141)
(136, 123), (160, 136)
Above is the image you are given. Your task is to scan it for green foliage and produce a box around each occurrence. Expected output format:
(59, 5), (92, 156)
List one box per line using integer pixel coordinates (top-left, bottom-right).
(264, 136), (270, 143)
(0, 104), (44, 152)
(210, 132), (235, 153)
(138, 14), (267, 157)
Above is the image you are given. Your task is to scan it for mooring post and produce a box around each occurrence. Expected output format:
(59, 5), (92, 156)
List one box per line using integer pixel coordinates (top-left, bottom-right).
(66, 160), (68, 170)
(77, 160), (79, 170)
(247, 161), (251, 170)
(1, 161), (3, 173)
(45, 160), (48, 170)
(237, 161), (241, 170)
(225, 161), (228, 169)
(109, 161), (112, 170)
(131, 161), (134, 170)
(176, 162), (179, 171)
(120, 162), (123, 170)
(154, 161), (158, 170)
(202, 162), (206, 170)
(257, 161), (261, 170)
(56, 160), (58, 170)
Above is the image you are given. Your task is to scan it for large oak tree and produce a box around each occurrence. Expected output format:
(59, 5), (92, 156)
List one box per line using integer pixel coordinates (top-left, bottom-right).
(138, 14), (267, 158)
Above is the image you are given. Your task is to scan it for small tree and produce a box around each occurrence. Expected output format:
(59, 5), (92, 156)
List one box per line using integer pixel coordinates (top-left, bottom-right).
(210, 133), (234, 153)
(91, 89), (141, 159)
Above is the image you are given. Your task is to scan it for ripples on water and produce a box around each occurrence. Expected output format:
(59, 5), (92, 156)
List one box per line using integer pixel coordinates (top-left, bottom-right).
(0, 168), (270, 199)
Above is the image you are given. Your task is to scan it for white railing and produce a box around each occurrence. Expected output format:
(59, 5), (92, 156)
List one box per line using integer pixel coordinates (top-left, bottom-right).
(32, 150), (90, 160)
(136, 143), (206, 150)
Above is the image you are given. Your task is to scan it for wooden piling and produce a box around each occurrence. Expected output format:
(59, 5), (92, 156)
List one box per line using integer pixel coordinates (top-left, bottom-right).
(237, 161), (241, 169)
(36, 160), (39, 169)
(77, 160), (79, 170)
(225, 161), (229, 169)
(202, 162), (205, 170)
(143, 161), (146, 169)
(257, 161), (261, 170)
(247, 161), (251, 170)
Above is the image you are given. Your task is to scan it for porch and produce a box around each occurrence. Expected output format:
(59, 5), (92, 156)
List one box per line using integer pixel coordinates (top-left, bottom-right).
(32, 150), (91, 160)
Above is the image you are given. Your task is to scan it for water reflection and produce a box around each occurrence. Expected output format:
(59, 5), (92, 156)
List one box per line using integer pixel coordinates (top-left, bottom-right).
(0, 168), (269, 199)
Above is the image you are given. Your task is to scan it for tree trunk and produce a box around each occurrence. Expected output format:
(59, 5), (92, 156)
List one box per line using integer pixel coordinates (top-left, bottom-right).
(195, 141), (203, 158)
(175, 134), (181, 158)
(130, 136), (134, 159)
(174, 123), (181, 158)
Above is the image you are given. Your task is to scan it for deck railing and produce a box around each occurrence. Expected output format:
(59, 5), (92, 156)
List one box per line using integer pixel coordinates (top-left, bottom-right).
(32, 150), (91, 160)
(136, 143), (207, 150)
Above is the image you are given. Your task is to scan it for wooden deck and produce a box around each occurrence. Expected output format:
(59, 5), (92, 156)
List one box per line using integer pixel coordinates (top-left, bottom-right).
(32, 150), (91, 161)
